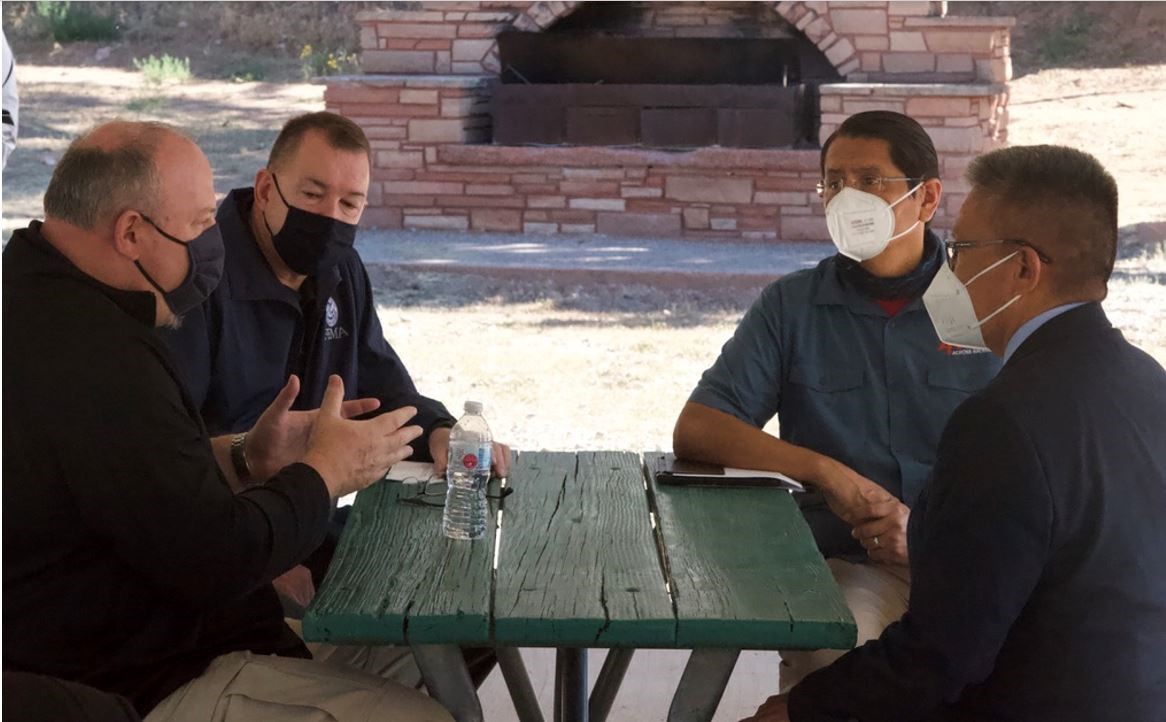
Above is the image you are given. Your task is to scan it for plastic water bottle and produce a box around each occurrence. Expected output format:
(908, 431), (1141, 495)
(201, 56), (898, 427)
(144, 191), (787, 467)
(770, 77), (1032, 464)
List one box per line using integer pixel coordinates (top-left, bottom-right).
(442, 401), (492, 540)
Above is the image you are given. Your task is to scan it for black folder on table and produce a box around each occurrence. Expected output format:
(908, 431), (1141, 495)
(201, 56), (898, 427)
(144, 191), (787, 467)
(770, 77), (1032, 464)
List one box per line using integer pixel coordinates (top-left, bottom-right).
(655, 455), (806, 492)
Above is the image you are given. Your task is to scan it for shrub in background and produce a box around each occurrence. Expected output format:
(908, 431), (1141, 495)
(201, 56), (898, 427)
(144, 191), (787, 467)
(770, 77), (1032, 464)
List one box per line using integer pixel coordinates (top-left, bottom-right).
(133, 54), (192, 86)
(33, 1), (120, 43)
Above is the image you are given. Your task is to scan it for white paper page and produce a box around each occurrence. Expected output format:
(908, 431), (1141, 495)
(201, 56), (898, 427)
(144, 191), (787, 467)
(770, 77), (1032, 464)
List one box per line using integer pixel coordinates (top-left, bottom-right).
(723, 467), (807, 492)
(386, 460), (438, 484)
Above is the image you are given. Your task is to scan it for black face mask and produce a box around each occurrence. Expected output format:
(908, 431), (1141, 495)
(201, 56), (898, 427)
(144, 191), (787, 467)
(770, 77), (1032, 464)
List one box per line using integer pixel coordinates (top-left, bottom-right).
(135, 213), (224, 317)
(835, 229), (944, 301)
(263, 173), (358, 276)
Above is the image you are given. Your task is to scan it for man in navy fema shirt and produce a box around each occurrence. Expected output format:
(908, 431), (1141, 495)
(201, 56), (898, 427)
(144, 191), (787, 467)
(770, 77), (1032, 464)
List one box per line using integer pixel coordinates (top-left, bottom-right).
(161, 112), (510, 626)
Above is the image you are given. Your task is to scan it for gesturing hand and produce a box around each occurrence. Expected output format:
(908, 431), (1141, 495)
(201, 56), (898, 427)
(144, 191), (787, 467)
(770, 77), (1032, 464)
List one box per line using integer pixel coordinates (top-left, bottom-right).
(301, 376), (423, 499)
(246, 375), (381, 483)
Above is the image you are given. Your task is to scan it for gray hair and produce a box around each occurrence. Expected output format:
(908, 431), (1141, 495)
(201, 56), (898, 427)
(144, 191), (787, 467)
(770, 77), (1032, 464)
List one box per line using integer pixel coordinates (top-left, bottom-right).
(42, 121), (180, 229)
(967, 144), (1118, 297)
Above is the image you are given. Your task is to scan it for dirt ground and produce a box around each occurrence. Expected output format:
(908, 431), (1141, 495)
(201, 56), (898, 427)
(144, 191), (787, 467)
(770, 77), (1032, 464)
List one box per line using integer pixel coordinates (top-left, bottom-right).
(2, 56), (1164, 452)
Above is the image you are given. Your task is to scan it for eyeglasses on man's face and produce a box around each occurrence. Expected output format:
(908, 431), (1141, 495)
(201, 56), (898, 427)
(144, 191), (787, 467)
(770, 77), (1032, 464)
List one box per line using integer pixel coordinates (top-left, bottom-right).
(941, 233), (1055, 270)
(815, 175), (922, 199)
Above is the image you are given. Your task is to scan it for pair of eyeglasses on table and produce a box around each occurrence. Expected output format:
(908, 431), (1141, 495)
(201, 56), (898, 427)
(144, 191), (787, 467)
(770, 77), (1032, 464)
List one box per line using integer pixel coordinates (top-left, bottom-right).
(390, 474), (514, 508)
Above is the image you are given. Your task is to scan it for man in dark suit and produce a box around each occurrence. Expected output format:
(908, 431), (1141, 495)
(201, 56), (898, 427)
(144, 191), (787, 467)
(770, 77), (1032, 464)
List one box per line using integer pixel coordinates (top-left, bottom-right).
(743, 144), (1166, 721)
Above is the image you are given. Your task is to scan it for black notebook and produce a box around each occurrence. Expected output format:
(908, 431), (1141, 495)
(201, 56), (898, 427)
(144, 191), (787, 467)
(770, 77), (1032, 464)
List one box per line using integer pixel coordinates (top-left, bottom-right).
(655, 456), (806, 492)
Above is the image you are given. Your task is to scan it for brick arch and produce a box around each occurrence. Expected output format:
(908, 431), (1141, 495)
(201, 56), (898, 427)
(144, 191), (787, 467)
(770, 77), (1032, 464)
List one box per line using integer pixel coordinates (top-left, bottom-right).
(501, 1), (858, 78)
(509, 1), (583, 33)
(770, 2), (859, 77)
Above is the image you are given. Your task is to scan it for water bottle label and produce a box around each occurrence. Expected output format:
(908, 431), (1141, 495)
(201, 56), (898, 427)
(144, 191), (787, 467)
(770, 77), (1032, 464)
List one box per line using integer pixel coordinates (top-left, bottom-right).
(470, 445), (491, 473)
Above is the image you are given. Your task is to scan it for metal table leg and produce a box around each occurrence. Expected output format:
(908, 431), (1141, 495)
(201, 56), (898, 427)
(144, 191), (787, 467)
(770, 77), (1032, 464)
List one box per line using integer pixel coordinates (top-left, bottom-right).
(589, 648), (634, 722)
(667, 648), (741, 722)
(412, 644), (484, 722)
(554, 647), (588, 722)
(497, 646), (544, 722)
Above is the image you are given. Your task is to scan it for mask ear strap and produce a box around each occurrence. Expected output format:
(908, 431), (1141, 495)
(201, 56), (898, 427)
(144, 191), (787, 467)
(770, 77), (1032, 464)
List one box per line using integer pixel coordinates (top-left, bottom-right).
(135, 260), (169, 296)
(139, 214), (188, 246)
(888, 220), (921, 243)
(269, 172), (292, 208)
(889, 181), (925, 208)
(974, 293), (1022, 328)
(966, 250), (1020, 287)
(262, 173), (290, 241)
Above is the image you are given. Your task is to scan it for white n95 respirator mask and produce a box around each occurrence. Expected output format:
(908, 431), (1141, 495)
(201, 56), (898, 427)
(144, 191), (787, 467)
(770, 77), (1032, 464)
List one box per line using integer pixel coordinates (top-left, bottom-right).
(825, 183), (924, 261)
(922, 251), (1021, 350)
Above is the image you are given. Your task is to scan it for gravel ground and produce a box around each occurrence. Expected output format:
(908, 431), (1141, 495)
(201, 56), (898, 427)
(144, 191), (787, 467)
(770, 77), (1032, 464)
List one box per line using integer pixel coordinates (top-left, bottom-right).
(2, 61), (1162, 453)
(368, 265), (1165, 454)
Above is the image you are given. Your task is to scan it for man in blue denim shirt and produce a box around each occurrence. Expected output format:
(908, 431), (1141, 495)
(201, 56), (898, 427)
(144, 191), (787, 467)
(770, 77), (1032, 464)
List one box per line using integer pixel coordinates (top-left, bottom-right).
(674, 112), (1000, 688)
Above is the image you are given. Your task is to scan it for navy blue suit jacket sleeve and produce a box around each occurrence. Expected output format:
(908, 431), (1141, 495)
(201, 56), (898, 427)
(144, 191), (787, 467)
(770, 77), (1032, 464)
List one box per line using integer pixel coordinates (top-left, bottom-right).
(790, 394), (1054, 721)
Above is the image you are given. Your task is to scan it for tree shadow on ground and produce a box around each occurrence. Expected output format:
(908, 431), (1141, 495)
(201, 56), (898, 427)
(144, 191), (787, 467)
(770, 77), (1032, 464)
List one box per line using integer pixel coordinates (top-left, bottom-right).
(1113, 221), (1166, 284)
(368, 266), (756, 329)
(370, 221), (1166, 327)
(2, 83), (300, 233)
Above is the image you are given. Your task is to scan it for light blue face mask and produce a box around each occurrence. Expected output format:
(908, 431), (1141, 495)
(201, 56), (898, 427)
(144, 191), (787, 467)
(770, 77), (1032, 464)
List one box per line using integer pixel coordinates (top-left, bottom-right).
(922, 251), (1021, 350)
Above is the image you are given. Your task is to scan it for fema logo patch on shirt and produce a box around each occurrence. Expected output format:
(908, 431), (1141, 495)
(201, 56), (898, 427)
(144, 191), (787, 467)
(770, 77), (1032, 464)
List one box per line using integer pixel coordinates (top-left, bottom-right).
(323, 297), (348, 341)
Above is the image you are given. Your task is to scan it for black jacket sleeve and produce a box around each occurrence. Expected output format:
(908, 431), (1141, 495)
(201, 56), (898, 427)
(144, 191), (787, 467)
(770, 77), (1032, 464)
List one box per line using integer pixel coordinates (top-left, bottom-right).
(789, 395), (1054, 721)
(351, 262), (455, 460)
(56, 336), (332, 610)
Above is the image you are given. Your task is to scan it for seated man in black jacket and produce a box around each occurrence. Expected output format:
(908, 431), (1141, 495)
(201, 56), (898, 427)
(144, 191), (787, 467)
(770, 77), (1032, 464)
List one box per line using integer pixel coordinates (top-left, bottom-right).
(743, 145), (1166, 721)
(2, 120), (451, 721)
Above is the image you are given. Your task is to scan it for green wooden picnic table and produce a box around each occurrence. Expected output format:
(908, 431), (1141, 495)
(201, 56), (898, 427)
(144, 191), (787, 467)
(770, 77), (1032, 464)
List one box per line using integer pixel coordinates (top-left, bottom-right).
(303, 451), (854, 722)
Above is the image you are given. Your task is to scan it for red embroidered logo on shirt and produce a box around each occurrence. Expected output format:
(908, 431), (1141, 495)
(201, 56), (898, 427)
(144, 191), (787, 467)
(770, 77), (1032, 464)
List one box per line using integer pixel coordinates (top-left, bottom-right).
(937, 342), (987, 356)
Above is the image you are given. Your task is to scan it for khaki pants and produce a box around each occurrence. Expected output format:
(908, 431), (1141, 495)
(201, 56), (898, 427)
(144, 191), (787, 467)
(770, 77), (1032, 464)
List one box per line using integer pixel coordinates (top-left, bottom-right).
(145, 629), (447, 722)
(778, 558), (911, 693)
(289, 618), (425, 690)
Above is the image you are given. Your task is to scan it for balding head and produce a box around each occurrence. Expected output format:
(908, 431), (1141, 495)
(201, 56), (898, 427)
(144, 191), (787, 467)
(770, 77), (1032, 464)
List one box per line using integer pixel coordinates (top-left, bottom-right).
(39, 121), (219, 329)
(43, 120), (199, 231)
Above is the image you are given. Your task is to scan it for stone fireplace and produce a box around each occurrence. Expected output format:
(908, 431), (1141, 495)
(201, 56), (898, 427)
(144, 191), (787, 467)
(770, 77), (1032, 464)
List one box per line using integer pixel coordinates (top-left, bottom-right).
(491, 2), (839, 149)
(324, 1), (1014, 240)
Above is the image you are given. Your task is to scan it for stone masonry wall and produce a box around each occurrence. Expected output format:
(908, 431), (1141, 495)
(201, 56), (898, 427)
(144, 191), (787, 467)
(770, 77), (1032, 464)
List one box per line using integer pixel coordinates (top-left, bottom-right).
(316, 136), (826, 239)
(326, 1), (1015, 239)
(819, 83), (1010, 224)
(514, 2), (804, 39)
(356, 2), (1012, 85)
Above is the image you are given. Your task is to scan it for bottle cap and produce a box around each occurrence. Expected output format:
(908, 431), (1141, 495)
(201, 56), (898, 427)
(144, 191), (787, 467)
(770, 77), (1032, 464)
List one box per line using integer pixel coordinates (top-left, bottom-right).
(464, 400), (484, 415)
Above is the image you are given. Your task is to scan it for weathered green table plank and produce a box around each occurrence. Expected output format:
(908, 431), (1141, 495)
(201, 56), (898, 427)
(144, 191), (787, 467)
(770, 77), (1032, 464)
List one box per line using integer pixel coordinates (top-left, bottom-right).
(303, 477), (497, 645)
(493, 451), (675, 647)
(645, 452), (856, 651)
